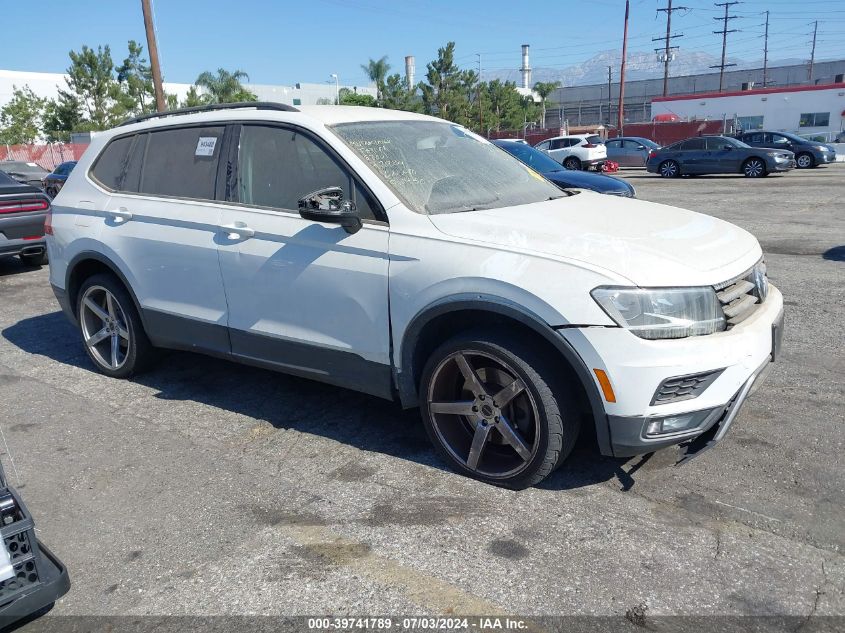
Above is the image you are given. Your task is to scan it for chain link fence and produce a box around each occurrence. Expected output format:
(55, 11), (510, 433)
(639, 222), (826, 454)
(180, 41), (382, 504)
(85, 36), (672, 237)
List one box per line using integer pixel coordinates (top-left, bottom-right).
(0, 143), (89, 171)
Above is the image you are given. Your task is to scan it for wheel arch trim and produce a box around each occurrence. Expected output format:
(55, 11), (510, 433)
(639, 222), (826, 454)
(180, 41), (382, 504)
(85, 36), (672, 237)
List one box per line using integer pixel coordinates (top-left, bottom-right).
(396, 294), (613, 455)
(65, 250), (147, 329)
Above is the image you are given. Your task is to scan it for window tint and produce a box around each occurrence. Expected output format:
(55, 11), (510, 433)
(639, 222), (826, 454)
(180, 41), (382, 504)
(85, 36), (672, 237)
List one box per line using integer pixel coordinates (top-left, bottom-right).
(92, 135), (134, 190)
(605, 139), (621, 148)
(536, 141), (550, 151)
(705, 137), (731, 150)
(236, 125), (377, 221)
(138, 126), (224, 199)
(622, 140), (641, 149)
(550, 139), (564, 149)
(681, 138), (705, 151)
(745, 132), (764, 144)
(770, 134), (791, 145)
(585, 135), (603, 145)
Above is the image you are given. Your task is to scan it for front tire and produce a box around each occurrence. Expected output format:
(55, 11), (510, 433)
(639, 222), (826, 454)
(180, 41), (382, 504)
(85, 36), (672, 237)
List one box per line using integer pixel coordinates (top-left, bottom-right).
(659, 160), (680, 178)
(795, 153), (814, 169)
(743, 157), (767, 178)
(419, 329), (580, 489)
(76, 273), (155, 378)
(563, 156), (582, 171)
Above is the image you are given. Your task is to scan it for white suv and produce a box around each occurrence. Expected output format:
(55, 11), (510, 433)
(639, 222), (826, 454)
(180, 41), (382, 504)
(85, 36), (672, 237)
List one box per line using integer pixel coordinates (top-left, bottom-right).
(535, 134), (607, 171)
(47, 103), (784, 489)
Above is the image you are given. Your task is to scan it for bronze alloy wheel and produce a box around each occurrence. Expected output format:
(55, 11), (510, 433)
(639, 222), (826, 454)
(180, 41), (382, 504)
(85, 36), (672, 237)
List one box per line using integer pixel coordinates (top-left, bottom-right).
(426, 350), (540, 479)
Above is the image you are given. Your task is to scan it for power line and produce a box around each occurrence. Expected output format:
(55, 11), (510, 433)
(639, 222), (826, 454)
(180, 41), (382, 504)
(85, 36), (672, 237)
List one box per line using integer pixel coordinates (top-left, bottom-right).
(712, 1), (741, 92)
(654, 0), (689, 96)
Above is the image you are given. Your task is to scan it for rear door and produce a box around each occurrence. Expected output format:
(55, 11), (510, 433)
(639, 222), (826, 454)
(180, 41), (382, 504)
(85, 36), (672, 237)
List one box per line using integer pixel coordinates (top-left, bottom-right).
(91, 126), (231, 353)
(215, 123), (392, 398)
(678, 138), (705, 172)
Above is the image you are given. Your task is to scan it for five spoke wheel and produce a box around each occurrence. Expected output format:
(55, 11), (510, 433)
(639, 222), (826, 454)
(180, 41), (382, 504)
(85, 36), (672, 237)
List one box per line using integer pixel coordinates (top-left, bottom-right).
(80, 285), (130, 370)
(426, 351), (539, 478)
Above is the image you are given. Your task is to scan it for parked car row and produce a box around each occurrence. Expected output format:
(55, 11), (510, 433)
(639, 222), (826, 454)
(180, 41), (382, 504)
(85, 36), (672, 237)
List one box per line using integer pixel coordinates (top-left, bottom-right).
(0, 161), (77, 198)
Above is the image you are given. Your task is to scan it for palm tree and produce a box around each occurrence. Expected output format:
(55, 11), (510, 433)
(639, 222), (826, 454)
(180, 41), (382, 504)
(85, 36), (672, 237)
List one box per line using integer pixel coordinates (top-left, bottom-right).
(533, 81), (561, 129)
(360, 56), (391, 103)
(194, 68), (256, 104)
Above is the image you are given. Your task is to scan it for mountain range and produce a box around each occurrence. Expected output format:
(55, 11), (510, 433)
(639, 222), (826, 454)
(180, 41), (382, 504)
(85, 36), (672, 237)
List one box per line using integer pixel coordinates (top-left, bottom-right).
(485, 49), (806, 86)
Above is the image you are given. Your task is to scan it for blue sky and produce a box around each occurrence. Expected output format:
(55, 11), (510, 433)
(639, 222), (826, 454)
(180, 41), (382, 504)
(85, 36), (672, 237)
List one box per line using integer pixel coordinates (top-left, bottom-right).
(3, 0), (843, 86)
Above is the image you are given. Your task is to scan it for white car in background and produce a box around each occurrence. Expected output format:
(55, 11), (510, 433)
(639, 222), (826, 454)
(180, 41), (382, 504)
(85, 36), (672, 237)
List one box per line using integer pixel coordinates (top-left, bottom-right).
(47, 104), (783, 489)
(534, 134), (607, 171)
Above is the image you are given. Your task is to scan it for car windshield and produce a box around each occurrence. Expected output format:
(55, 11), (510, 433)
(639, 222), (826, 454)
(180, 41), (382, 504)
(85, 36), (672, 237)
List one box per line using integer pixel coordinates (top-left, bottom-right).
(332, 121), (564, 215)
(497, 142), (564, 173)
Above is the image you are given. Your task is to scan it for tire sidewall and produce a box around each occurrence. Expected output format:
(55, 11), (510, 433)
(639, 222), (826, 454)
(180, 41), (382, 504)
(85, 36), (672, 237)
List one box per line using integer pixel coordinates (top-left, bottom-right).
(796, 153), (814, 169)
(76, 273), (145, 379)
(419, 332), (573, 489)
(660, 160), (679, 178)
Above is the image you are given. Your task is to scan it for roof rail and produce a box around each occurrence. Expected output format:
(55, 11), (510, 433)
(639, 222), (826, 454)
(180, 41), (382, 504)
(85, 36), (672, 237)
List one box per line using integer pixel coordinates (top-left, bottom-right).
(119, 101), (299, 127)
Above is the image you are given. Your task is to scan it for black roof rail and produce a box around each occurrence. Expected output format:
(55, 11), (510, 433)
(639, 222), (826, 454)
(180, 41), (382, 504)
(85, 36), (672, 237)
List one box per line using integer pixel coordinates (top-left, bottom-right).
(119, 101), (299, 127)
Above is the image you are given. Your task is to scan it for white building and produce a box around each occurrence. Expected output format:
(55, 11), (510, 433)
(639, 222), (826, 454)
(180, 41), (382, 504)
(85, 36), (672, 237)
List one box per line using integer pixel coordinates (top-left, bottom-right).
(650, 82), (845, 139)
(0, 69), (375, 111)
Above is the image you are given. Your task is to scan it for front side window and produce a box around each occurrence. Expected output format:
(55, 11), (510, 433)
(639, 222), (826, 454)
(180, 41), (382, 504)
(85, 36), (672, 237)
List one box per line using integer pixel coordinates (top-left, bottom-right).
(737, 115), (764, 131)
(799, 112), (830, 127)
(138, 126), (224, 200)
(236, 125), (377, 220)
(605, 139), (621, 149)
(536, 140), (550, 151)
(332, 120), (563, 215)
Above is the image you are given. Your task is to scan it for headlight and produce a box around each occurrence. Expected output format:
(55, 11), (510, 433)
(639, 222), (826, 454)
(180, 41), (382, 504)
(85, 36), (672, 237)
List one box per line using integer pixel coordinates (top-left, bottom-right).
(591, 287), (726, 340)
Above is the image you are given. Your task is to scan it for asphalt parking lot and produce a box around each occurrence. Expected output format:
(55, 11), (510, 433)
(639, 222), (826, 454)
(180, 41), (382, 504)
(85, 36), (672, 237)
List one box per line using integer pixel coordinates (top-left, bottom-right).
(0, 164), (843, 628)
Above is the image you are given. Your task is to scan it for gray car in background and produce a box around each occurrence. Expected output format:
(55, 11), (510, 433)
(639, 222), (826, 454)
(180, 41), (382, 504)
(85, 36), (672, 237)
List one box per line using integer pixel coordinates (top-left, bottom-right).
(604, 136), (660, 167)
(0, 160), (50, 188)
(646, 135), (796, 178)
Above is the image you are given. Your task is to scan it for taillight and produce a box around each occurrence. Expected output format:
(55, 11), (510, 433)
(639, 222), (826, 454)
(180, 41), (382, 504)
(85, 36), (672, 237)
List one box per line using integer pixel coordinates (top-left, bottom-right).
(0, 198), (50, 214)
(583, 143), (597, 148)
(44, 207), (53, 235)
(648, 149), (657, 159)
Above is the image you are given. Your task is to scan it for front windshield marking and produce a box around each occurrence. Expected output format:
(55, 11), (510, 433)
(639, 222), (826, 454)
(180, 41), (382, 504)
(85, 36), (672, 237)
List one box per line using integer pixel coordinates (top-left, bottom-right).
(332, 121), (563, 215)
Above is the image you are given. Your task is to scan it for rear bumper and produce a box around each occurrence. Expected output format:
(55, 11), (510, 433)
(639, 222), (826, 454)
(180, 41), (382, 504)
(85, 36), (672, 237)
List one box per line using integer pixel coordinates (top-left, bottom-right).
(0, 212), (47, 257)
(0, 238), (46, 258)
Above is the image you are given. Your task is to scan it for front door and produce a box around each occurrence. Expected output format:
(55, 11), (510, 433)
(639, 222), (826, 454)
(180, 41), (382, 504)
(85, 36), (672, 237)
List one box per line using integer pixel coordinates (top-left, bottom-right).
(216, 123), (392, 398)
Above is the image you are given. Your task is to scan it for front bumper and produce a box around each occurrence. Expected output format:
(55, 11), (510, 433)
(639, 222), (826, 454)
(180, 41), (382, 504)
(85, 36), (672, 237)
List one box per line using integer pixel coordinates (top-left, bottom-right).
(818, 151), (836, 164)
(770, 159), (796, 172)
(561, 284), (784, 458)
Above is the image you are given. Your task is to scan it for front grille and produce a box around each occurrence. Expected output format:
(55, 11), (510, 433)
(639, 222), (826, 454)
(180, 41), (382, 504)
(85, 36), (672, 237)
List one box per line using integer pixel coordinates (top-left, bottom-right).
(651, 369), (724, 405)
(714, 260), (768, 327)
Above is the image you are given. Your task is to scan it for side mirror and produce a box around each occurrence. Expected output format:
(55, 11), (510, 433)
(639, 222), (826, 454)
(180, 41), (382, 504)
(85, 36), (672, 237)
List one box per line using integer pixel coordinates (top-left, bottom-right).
(723, 145), (734, 150)
(298, 186), (362, 234)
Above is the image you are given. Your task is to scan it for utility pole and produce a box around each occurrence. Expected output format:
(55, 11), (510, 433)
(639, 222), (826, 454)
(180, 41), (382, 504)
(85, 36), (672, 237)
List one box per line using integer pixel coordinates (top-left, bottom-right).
(808, 21), (818, 82)
(712, 1), (740, 92)
(762, 10), (770, 87)
(606, 66), (612, 126)
(140, 0), (166, 112)
(654, 1), (687, 97)
(617, 0), (630, 133)
(476, 53), (484, 132)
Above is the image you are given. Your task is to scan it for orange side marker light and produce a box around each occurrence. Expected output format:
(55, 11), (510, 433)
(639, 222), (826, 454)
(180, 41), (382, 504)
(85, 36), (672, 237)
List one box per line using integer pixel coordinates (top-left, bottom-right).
(593, 369), (616, 403)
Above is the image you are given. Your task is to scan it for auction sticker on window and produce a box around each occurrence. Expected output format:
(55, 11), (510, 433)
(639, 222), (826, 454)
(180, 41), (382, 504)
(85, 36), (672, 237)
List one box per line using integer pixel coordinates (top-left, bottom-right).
(195, 137), (218, 156)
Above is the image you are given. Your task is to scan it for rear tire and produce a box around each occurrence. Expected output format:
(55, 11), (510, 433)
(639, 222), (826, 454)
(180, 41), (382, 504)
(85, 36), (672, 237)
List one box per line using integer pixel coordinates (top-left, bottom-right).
(76, 273), (155, 378)
(795, 152), (814, 169)
(563, 156), (582, 171)
(419, 328), (580, 489)
(659, 160), (680, 178)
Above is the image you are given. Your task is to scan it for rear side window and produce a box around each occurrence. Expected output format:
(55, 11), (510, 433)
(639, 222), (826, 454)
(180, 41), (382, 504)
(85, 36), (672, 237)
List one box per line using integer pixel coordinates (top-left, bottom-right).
(605, 139), (621, 149)
(91, 136), (135, 190)
(138, 126), (224, 200)
(585, 135), (603, 145)
(681, 138), (705, 151)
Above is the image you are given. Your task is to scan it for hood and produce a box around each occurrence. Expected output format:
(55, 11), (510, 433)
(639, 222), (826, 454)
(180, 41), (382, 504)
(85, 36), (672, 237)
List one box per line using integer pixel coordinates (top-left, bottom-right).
(544, 170), (633, 195)
(428, 193), (762, 287)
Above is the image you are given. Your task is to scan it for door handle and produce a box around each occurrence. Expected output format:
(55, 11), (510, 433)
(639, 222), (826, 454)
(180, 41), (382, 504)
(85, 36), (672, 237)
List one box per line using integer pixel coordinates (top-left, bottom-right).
(220, 222), (255, 240)
(108, 208), (133, 223)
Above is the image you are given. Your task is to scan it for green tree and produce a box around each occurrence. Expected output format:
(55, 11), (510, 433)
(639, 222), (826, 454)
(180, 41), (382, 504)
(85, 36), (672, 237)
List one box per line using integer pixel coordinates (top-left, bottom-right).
(181, 86), (205, 108)
(116, 40), (155, 116)
(194, 69), (257, 104)
(0, 85), (47, 144)
(338, 88), (377, 107)
(360, 56), (391, 103)
(381, 73), (420, 112)
(419, 42), (472, 123)
(533, 81), (561, 128)
(42, 92), (82, 142)
(484, 80), (523, 133)
(65, 45), (121, 128)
